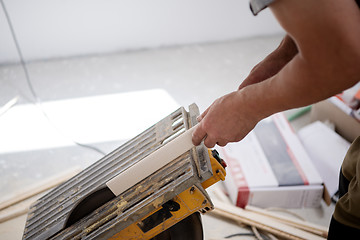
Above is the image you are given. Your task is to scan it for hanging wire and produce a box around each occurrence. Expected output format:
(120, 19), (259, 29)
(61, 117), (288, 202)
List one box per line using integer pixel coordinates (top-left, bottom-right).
(0, 0), (106, 156)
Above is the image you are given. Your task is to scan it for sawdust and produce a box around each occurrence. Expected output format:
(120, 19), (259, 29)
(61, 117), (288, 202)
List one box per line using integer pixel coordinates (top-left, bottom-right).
(27, 213), (34, 219)
(151, 196), (164, 209)
(57, 205), (63, 212)
(83, 212), (118, 235)
(57, 196), (65, 202)
(72, 196), (79, 203)
(71, 186), (80, 194)
(135, 185), (143, 193)
(116, 200), (128, 212)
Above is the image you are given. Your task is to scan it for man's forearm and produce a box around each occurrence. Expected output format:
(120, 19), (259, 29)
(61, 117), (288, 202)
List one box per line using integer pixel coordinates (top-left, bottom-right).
(240, 53), (360, 122)
(238, 34), (298, 90)
(243, 0), (360, 119)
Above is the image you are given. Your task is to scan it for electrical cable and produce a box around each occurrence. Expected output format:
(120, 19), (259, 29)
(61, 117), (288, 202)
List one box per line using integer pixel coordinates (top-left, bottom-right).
(224, 233), (255, 238)
(0, 0), (106, 156)
(224, 227), (273, 240)
(0, 0), (38, 103)
(224, 232), (271, 240)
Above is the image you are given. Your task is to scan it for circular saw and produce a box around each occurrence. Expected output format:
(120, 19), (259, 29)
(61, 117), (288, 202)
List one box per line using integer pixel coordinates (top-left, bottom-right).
(22, 103), (226, 240)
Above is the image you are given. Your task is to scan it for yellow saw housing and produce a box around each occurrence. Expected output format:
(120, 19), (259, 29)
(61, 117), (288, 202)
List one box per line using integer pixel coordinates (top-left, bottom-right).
(110, 149), (226, 240)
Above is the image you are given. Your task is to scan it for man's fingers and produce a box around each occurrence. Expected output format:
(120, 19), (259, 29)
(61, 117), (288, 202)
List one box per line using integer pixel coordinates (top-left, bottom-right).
(204, 135), (217, 148)
(192, 123), (207, 146)
(197, 106), (210, 122)
(216, 139), (228, 147)
(192, 124), (228, 148)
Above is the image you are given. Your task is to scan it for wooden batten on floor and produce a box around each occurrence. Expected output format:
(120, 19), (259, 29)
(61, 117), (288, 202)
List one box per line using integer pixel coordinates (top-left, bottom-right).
(0, 166), (82, 223)
(211, 200), (326, 240)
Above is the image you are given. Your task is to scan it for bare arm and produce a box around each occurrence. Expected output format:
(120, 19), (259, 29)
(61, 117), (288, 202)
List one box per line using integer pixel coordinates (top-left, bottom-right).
(238, 34), (298, 90)
(193, 0), (360, 148)
(258, 0), (360, 114)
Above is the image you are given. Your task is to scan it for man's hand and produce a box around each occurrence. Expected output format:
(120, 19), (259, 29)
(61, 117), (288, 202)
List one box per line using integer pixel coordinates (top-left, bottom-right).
(192, 90), (261, 148)
(192, 35), (298, 148)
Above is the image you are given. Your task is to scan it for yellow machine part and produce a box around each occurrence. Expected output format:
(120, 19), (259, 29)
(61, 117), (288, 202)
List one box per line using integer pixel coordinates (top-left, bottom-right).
(201, 149), (226, 189)
(109, 149), (226, 240)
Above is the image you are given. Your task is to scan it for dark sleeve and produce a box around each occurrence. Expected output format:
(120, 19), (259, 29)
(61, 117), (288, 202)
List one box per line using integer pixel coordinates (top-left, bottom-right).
(249, 0), (275, 15)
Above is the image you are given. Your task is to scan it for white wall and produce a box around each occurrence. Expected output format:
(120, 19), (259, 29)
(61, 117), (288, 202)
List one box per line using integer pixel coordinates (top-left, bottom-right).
(0, 0), (283, 64)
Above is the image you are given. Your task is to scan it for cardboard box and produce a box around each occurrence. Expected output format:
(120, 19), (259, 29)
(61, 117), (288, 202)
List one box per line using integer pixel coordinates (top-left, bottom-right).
(217, 113), (324, 208)
(298, 121), (351, 200)
(311, 98), (360, 143)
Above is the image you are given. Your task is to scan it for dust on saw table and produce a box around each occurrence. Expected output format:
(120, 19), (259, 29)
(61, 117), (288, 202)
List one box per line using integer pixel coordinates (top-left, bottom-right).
(22, 103), (226, 240)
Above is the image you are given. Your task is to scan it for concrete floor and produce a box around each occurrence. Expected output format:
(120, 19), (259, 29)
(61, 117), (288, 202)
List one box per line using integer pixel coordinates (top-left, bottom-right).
(0, 35), (335, 239)
(0, 34), (289, 109)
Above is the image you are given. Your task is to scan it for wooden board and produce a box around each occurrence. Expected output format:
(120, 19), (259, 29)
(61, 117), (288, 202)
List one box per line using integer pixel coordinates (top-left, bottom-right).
(245, 205), (328, 238)
(0, 166), (81, 212)
(212, 200), (326, 240)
